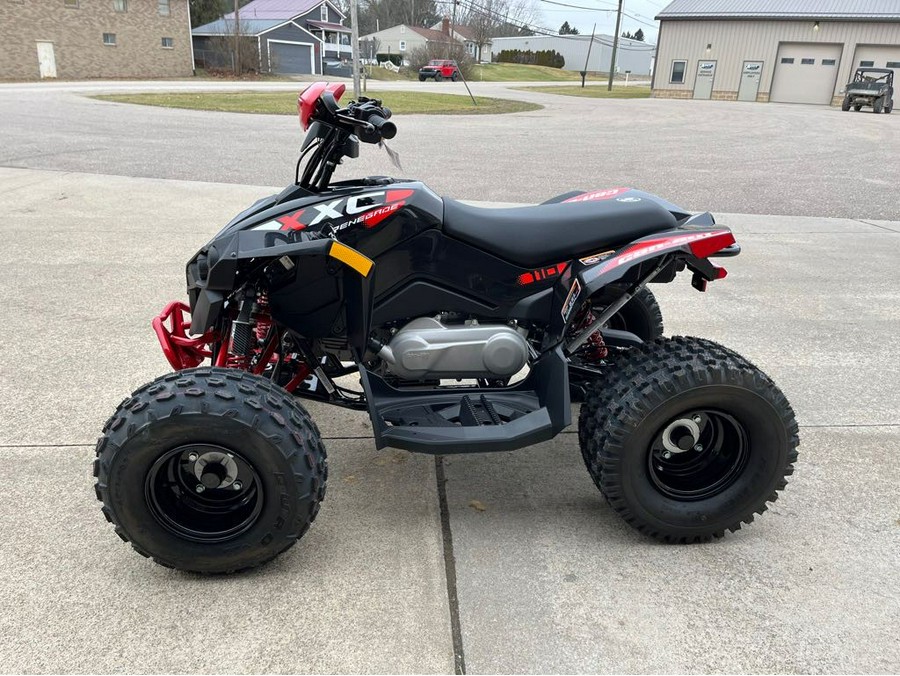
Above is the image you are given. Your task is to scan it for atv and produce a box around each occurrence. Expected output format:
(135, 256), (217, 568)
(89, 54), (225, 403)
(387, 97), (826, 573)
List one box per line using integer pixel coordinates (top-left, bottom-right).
(94, 82), (799, 573)
(842, 67), (894, 113)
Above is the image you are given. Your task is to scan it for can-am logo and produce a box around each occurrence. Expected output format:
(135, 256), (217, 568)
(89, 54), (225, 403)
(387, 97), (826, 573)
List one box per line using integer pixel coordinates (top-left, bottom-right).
(700, 63), (714, 70)
(252, 189), (414, 232)
(745, 64), (760, 72)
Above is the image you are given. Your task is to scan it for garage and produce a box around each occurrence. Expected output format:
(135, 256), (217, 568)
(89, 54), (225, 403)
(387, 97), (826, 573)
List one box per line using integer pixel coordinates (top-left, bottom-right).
(268, 40), (314, 75)
(770, 43), (843, 104)
(852, 44), (900, 79)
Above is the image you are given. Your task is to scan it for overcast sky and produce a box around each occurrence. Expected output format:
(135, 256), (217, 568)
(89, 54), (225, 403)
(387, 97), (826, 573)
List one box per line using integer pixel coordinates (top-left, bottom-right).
(535, 0), (665, 42)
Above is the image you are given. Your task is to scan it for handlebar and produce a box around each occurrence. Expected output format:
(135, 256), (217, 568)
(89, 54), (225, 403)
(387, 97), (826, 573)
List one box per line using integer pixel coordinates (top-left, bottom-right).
(318, 94), (396, 144)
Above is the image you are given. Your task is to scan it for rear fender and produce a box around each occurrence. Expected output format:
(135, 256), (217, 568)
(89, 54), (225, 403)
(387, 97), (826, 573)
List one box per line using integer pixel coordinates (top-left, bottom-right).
(547, 220), (736, 342)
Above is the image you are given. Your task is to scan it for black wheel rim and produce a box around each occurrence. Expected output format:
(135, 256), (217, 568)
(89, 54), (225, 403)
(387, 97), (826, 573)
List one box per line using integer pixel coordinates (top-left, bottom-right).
(145, 444), (264, 543)
(647, 410), (749, 501)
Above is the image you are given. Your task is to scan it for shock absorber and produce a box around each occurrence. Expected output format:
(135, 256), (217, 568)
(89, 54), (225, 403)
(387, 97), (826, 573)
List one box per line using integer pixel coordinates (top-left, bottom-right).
(230, 290), (255, 358)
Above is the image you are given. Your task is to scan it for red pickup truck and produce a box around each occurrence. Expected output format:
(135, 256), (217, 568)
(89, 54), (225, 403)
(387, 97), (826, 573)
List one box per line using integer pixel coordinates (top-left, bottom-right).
(419, 59), (460, 82)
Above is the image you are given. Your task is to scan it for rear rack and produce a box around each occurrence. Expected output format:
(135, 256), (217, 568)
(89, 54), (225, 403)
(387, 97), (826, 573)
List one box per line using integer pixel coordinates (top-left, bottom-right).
(357, 347), (571, 454)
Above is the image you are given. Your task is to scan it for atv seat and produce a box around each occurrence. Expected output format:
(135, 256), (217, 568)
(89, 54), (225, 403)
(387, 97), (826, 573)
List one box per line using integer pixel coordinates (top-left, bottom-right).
(442, 193), (677, 267)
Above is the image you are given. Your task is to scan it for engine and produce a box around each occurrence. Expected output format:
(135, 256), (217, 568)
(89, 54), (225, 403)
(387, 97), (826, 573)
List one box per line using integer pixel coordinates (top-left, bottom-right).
(377, 317), (530, 381)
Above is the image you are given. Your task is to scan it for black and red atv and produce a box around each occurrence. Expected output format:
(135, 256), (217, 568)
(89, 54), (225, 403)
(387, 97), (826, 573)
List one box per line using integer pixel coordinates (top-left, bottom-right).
(95, 83), (799, 573)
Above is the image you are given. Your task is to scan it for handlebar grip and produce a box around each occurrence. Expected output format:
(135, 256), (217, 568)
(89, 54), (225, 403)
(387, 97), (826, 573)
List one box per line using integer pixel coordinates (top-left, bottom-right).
(367, 113), (397, 140)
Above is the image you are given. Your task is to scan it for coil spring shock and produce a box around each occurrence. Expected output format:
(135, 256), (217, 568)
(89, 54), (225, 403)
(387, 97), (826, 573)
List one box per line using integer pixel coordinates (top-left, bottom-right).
(574, 305), (608, 361)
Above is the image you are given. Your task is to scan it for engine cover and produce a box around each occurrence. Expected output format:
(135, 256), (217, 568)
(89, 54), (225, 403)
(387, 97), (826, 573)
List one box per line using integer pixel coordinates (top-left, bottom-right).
(383, 317), (529, 380)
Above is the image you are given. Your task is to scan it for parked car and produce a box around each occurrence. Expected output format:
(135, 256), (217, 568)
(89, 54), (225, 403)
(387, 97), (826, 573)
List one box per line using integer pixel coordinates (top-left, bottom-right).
(419, 59), (460, 82)
(842, 68), (894, 113)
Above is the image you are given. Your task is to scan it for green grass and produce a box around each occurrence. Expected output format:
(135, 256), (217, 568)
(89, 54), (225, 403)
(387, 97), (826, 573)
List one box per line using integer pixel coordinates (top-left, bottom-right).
(516, 85), (652, 98)
(93, 90), (542, 115)
(471, 63), (588, 81)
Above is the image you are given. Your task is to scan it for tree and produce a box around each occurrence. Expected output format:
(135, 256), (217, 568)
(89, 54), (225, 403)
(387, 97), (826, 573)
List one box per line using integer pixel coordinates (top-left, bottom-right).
(190, 0), (225, 27)
(356, 0), (441, 36)
(621, 28), (645, 41)
(559, 21), (579, 34)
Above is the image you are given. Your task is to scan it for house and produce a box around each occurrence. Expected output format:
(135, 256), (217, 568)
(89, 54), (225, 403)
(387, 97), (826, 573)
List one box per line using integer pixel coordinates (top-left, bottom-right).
(0, 0), (192, 80)
(192, 0), (350, 75)
(429, 20), (490, 62)
(490, 34), (655, 74)
(359, 20), (458, 64)
(652, 0), (900, 104)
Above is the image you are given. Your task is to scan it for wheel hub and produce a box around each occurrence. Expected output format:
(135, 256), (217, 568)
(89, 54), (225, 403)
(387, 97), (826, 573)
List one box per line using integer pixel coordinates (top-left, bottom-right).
(145, 444), (264, 543)
(648, 410), (749, 501)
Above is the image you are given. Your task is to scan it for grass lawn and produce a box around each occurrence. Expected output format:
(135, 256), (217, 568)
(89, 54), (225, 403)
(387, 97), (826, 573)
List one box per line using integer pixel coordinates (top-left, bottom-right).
(517, 85), (652, 99)
(92, 90), (542, 115)
(471, 63), (588, 81)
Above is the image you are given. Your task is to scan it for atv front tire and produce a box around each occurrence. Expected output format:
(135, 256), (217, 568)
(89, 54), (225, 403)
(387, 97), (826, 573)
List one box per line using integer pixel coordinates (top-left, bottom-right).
(874, 96), (885, 113)
(94, 367), (327, 573)
(578, 336), (799, 543)
(841, 96), (851, 111)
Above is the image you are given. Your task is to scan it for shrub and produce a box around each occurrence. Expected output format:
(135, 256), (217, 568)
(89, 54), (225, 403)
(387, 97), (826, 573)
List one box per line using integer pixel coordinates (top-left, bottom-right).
(496, 49), (565, 69)
(376, 53), (403, 67)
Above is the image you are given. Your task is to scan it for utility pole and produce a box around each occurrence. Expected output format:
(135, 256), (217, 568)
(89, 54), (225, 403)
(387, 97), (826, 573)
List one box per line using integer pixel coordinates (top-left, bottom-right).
(350, 0), (361, 98)
(234, 0), (241, 76)
(581, 23), (596, 88)
(607, 0), (623, 91)
(449, 0), (458, 59)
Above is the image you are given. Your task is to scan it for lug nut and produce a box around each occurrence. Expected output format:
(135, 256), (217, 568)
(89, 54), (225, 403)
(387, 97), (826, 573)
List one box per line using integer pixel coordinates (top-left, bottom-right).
(195, 484), (205, 493)
(692, 415), (702, 424)
(232, 481), (243, 491)
(694, 444), (703, 452)
(188, 452), (198, 462)
(662, 451), (672, 459)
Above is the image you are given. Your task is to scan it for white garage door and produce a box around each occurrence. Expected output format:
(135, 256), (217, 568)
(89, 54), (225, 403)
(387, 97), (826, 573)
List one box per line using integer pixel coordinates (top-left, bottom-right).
(770, 43), (842, 105)
(853, 44), (900, 80)
(269, 41), (313, 75)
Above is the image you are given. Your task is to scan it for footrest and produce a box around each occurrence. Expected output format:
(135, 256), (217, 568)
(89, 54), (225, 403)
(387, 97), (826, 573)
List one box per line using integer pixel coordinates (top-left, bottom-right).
(356, 347), (572, 454)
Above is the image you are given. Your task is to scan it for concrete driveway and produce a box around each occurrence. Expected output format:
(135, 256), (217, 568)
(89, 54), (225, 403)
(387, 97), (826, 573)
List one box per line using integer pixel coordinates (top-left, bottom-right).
(0, 82), (898, 673)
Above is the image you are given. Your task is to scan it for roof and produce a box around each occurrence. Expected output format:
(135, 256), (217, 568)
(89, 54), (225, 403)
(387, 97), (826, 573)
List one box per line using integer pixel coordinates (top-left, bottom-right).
(409, 26), (458, 42)
(192, 17), (285, 35)
(657, 0), (900, 21)
(452, 25), (476, 40)
(222, 0), (343, 21)
(307, 20), (350, 32)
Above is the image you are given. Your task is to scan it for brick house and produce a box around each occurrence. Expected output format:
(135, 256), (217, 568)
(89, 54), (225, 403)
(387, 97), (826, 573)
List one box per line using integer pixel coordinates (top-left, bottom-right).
(0, 0), (193, 80)
(192, 0), (350, 75)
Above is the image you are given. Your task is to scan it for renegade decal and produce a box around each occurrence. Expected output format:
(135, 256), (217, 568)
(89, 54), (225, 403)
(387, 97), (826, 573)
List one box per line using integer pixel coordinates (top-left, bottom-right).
(562, 279), (582, 321)
(596, 231), (735, 274)
(250, 190), (411, 233)
(563, 188), (629, 203)
(517, 262), (567, 286)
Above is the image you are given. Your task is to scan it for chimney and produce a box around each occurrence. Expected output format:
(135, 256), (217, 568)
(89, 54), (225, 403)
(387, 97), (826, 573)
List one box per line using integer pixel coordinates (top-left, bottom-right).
(441, 16), (450, 35)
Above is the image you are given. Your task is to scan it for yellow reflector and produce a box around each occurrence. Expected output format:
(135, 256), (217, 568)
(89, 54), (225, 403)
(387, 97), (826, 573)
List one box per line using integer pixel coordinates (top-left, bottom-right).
(329, 241), (374, 277)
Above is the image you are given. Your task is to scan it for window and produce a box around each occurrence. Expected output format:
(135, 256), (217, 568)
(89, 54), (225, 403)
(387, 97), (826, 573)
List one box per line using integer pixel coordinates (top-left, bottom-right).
(669, 60), (686, 84)
(399, 40), (406, 51)
(320, 4), (328, 21)
(103, 32), (116, 46)
(158, 0), (169, 16)
(64, 0), (78, 7)
(161, 36), (173, 48)
(886, 61), (900, 68)
(113, 0), (126, 11)
(780, 57), (794, 64)
(822, 59), (836, 66)
(859, 60), (874, 67)
(800, 58), (814, 65)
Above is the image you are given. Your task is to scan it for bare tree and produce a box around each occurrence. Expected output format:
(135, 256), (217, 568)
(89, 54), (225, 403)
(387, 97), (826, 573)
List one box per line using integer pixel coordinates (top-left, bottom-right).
(458, 0), (541, 59)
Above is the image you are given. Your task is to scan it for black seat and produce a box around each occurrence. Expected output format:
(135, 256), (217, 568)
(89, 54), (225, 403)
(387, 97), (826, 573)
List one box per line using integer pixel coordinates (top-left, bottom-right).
(442, 193), (677, 267)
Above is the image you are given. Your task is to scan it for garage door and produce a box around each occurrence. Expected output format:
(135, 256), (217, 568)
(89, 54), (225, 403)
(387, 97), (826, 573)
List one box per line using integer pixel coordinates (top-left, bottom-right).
(269, 41), (313, 75)
(853, 44), (900, 80)
(770, 43), (842, 104)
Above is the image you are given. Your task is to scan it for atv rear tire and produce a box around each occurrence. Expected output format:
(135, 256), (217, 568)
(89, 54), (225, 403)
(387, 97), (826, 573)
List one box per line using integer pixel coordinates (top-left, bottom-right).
(853, 104), (862, 111)
(578, 336), (799, 543)
(841, 97), (851, 111)
(94, 367), (327, 573)
(886, 100), (893, 114)
(874, 96), (885, 113)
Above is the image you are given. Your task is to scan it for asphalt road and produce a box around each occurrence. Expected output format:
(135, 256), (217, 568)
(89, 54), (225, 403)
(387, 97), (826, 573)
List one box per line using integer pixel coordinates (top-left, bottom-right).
(0, 168), (898, 674)
(0, 79), (898, 219)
